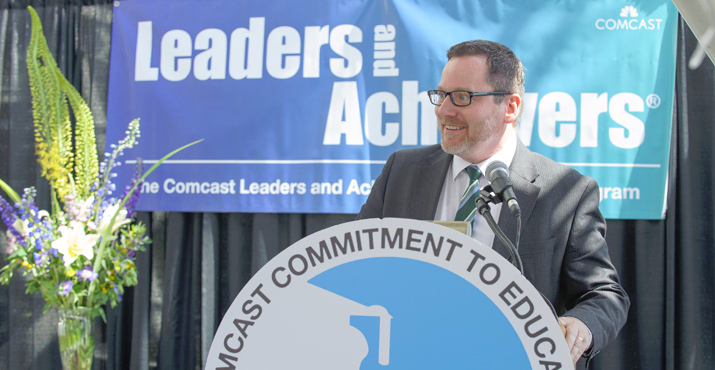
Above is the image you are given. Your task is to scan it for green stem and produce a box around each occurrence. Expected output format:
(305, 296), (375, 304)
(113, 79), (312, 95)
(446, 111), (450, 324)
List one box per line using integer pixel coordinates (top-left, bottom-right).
(0, 178), (21, 204)
(86, 139), (203, 309)
(50, 187), (62, 222)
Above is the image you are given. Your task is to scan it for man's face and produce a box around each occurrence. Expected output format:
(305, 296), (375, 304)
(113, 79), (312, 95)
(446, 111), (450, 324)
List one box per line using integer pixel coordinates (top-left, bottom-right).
(435, 55), (509, 163)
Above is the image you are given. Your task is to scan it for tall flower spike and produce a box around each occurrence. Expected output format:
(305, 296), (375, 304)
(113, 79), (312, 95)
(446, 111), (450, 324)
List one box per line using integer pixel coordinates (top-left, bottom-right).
(27, 6), (99, 201)
(61, 75), (98, 199)
(26, 6), (74, 200)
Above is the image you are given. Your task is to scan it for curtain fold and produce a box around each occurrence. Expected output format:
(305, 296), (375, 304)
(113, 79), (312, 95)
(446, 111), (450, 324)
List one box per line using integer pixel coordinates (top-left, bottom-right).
(672, 16), (715, 369)
(0, 2), (714, 369)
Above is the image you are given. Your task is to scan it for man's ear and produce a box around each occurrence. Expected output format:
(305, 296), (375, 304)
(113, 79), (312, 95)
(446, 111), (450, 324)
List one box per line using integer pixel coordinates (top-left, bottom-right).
(504, 93), (521, 125)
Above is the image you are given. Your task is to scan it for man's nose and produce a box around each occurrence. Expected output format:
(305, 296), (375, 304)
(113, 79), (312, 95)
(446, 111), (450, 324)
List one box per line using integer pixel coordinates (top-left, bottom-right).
(436, 96), (459, 117)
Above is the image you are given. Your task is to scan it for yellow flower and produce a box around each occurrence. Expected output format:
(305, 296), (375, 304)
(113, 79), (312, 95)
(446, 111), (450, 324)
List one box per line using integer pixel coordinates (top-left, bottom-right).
(21, 261), (32, 269)
(65, 268), (76, 277)
(51, 221), (99, 266)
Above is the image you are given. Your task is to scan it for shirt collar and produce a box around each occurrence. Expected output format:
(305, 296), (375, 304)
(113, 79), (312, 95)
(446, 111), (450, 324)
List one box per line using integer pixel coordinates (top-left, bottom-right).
(450, 134), (517, 181)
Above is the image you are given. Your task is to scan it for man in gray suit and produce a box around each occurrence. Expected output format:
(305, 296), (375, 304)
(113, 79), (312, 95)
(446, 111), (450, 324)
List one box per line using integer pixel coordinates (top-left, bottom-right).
(357, 40), (629, 367)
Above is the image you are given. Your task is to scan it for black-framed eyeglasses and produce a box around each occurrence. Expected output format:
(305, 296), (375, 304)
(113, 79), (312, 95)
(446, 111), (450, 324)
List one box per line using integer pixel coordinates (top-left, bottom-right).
(427, 89), (511, 107)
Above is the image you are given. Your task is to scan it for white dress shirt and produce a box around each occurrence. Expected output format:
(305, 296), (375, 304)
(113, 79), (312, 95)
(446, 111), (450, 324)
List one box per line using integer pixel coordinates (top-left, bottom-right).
(434, 135), (517, 247)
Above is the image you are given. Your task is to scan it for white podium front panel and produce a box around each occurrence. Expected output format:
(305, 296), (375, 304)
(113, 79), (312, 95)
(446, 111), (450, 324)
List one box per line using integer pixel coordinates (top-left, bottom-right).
(205, 218), (572, 369)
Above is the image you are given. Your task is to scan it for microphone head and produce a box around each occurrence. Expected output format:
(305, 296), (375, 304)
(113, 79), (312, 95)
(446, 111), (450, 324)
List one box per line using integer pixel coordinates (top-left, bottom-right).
(485, 161), (509, 182)
(485, 160), (520, 217)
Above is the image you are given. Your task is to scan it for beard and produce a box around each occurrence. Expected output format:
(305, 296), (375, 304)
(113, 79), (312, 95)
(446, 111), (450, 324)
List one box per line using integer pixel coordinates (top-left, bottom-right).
(439, 113), (504, 158)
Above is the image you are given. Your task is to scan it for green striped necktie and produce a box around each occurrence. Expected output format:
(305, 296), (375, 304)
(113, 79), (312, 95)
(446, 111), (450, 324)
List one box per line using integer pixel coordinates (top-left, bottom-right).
(455, 165), (481, 222)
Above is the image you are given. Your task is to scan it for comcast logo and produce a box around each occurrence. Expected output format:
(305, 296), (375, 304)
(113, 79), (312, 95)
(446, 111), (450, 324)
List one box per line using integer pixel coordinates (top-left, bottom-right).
(620, 5), (638, 18)
(596, 5), (663, 30)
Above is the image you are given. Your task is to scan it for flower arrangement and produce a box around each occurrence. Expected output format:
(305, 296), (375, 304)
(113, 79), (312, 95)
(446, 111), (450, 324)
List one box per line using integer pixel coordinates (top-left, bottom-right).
(0, 121), (148, 320)
(0, 6), (199, 322)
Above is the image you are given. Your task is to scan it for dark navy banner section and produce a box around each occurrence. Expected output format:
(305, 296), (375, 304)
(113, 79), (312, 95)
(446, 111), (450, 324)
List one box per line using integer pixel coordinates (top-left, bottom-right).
(106, 0), (677, 219)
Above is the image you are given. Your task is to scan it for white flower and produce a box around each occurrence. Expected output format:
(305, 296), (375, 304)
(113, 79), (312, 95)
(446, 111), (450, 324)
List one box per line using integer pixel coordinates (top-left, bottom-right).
(5, 230), (18, 254)
(52, 221), (98, 266)
(97, 203), (131, 235)
(69, 195), (94, 222)
(37, 209), (50, 220)
(11, 218), (29, 237)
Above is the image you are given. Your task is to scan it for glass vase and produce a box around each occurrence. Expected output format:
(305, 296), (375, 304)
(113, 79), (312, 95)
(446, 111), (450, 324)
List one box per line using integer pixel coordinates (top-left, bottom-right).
(57, 307), (95, 370)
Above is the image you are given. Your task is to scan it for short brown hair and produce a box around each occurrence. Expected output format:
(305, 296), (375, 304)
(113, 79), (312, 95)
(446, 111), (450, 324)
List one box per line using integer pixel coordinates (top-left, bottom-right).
(446, 40), (525, 102)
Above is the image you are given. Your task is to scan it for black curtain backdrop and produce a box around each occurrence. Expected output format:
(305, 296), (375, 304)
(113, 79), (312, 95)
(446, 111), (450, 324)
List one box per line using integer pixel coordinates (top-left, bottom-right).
(0, 1), (712, 369)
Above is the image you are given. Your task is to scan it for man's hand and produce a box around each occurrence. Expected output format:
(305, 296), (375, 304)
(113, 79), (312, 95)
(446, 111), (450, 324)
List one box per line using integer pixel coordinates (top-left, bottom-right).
(559, 316), (592, 365)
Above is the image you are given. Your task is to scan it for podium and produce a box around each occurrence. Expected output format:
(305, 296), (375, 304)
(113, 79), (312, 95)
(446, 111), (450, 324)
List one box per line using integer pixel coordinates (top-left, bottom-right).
(205, 218), (573, 369)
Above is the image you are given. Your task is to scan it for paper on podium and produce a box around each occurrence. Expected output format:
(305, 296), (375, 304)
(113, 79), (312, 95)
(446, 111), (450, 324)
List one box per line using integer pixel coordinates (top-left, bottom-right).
(432, 220), (471, 236)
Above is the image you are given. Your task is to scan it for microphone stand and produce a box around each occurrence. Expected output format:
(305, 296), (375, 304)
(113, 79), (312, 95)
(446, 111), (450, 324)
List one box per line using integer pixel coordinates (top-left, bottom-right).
(475, 185), (523, 274)
(475, 186), (561, 324)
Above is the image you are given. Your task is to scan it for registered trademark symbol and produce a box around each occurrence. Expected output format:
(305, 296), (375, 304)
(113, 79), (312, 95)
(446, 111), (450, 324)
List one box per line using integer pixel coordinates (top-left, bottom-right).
(646, 94), (661, 109)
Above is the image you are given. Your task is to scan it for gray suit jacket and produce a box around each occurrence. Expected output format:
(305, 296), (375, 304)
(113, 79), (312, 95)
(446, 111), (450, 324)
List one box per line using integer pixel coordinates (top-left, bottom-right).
(357, 140), (630, 356)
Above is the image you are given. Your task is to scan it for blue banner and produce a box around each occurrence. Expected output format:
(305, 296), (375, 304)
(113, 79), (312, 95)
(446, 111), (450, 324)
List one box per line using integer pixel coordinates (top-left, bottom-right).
(106, 0), (677, 219)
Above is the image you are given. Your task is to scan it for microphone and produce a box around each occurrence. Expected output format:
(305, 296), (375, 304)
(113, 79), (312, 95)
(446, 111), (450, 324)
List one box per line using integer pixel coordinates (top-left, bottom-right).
(485, 161), (520, 217)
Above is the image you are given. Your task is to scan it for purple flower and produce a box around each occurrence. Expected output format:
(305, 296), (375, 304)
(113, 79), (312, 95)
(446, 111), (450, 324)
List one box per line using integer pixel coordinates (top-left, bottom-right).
(57, 280), (73, 296)
(114, 284), (122, 302)
(33, 251), (49, 267)
(76, 267), (98, 282)
(112, 159), (144, 218)
(0, 197), (23, 245)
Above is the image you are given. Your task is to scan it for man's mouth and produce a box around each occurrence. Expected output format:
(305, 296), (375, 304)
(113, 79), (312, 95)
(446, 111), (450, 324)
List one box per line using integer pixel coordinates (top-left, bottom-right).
(444, 125), (465, 131)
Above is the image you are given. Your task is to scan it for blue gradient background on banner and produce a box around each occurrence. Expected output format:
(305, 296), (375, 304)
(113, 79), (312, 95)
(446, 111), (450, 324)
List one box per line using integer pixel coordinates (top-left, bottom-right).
(106, 0), (677, 219)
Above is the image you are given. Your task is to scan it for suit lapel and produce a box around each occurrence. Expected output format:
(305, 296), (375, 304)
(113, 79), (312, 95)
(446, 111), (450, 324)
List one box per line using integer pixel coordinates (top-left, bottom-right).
(409, 147), (452, 220)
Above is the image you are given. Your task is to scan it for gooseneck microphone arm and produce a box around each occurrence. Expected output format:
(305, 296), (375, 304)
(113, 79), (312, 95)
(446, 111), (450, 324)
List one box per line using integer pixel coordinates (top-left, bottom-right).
(475, 186), (523, 275)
